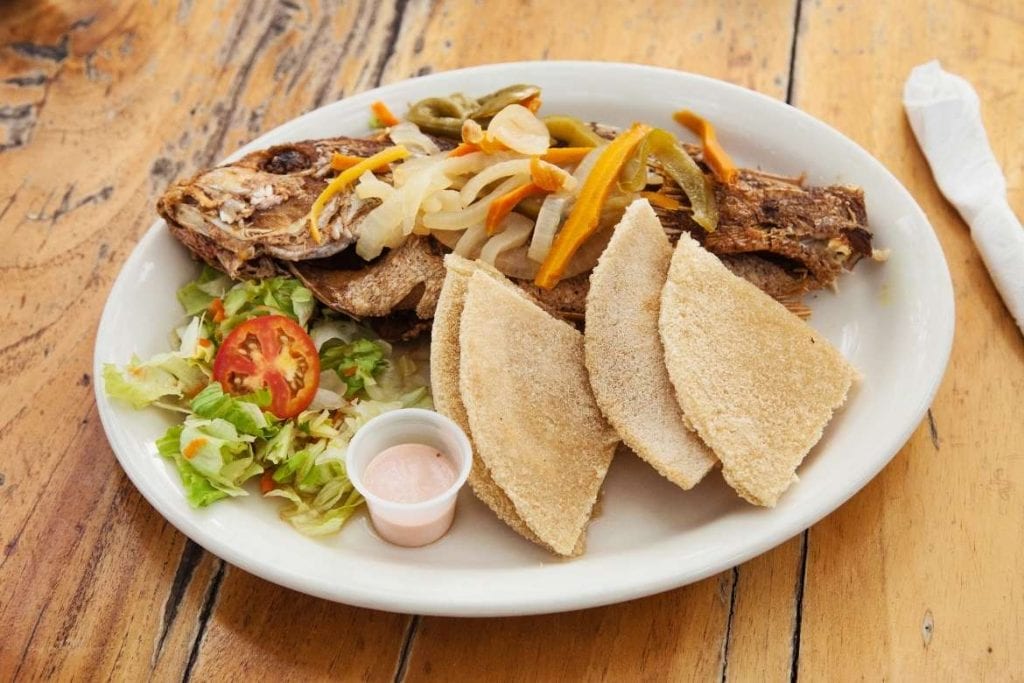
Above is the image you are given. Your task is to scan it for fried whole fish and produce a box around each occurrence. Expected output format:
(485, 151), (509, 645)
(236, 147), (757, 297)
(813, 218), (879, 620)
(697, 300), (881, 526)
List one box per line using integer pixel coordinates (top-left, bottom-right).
(157, 133), (876, 336)
(158, 137), (393, 279)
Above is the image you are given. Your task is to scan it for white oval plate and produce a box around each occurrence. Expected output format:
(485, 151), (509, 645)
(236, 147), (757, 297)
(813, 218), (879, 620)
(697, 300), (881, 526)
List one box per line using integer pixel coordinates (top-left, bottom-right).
(94, 62), (953, 616)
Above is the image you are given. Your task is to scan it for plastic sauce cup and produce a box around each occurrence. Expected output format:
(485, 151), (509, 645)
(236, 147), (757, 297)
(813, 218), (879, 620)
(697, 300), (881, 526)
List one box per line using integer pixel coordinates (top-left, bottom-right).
(347, 409), (472, 547)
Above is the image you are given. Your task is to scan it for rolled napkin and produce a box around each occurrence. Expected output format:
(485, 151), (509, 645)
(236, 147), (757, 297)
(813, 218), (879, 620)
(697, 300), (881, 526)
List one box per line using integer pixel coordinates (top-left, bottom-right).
(903, 60), (1024, 336)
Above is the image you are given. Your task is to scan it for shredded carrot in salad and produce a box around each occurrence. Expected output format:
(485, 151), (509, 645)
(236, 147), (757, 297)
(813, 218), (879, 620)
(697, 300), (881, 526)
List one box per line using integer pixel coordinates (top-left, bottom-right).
(183, 438), (207, 460)
(673, 110), (737, 183)
(309, 145), (410, 244)
(371, 100), (400, 127)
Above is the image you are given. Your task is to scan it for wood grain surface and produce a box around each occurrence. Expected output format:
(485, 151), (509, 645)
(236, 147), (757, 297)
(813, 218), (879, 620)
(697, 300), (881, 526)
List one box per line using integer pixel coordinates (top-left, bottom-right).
(0, 1), (1020, 681)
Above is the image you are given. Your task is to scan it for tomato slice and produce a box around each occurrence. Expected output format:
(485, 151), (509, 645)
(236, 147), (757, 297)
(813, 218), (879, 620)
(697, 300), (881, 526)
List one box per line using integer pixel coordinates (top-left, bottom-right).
(212, 315), (320, 419)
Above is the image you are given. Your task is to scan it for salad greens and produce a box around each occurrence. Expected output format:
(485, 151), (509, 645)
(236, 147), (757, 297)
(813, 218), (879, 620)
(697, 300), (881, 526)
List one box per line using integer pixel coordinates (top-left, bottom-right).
(104, 266), (432, 536)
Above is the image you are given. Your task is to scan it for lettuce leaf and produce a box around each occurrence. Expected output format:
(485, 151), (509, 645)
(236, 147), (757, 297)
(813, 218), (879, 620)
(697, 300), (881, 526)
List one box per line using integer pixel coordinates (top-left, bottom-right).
(103, 353), (208, 409)
(319, 338), (388, 397)
(156, 425), (230, 507)
(220, 277), (315, 334)
(176, 416), (262, 497)
(177, 266), (231, 316)
(266, 448), (363, 536)
(189, 383), (276, 437)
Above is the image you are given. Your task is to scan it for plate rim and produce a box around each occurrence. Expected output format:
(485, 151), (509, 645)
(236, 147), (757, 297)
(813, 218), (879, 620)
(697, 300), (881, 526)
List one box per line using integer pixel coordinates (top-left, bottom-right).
(94, 60), (955, 616)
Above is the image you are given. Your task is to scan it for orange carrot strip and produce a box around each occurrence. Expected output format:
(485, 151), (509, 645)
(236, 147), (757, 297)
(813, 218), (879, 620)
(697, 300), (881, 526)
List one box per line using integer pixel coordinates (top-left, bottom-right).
(535, 123), (652, 289)
(486, 182), (547, 235)
(330, 153), (368, 170)
(371, 100), (400, 127)
(640, 191), (683, 211)
(448, 142), (480, 157)
(540, 147), (593, 165)
(523, 96), (542, 113)
(673, 110), (737, 184)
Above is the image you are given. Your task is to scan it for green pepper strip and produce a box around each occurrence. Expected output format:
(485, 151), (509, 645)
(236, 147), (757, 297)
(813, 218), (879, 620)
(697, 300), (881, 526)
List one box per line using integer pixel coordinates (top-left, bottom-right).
(619, 128), (718, 232)
(543, 115), (606, 148)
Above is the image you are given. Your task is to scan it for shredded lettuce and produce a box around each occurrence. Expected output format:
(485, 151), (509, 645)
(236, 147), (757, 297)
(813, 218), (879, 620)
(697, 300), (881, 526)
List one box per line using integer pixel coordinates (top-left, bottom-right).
(107, 267), (432, 536)
(157, 425), (231, 507)
(320, 338), (389, 396)
(103, 353), (208, 409)
(220, 277), (314, 333)
(189, 383), (276, 437)
(176, 265), (231, 316)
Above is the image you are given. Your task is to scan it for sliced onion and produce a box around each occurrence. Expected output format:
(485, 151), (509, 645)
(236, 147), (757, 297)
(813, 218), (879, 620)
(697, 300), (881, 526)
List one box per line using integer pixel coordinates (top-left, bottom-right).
(459, 159), (532, 205)
(480, 213), (534, 265)
(454, 222), (488, 257)
(354, 170), (395, 201)
(486, 104), (549, 155)
(526, 146), (603, 262)
(422, 175), (527, 231)
(462, 119), (484, 144)
(527, 195), (567, 263)
(356, 165), (452, 259)
(388, 121), (440, 155)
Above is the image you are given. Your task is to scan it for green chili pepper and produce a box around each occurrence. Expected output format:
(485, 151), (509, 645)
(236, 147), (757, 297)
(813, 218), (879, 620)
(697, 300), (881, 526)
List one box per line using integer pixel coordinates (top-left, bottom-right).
(471, 84), (541, 119)
(543, 115), (606, 148)
(405, 86), (541, 138)
(618, 128), (718, 232)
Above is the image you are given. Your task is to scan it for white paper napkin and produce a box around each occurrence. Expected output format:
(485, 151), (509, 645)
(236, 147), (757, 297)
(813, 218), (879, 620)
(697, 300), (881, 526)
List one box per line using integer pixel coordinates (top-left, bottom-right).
(903, 60), (1024, 336)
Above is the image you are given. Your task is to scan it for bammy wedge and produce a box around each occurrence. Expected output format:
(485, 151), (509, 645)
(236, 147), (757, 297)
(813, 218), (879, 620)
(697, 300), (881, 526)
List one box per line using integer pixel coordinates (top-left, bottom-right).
(459, 270), (618, 556)
(659, 233), (857, 507)
(585, 200), (716, 489)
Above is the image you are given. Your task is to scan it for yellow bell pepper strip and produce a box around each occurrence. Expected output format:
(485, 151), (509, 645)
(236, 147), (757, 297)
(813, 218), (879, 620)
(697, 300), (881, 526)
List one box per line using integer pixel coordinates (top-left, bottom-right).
(308, 145), (410, 244)
(673, 109), (738, 184)
(370, 100), (400, 127)
(540, 146), (594, 165)
(619, 128), (718, 232)
(486, 182), (548, 235)
(330, 153), (367, 170)
(543, 115), (606, 147)
(534, 123), (652, 288)
(640, 190), (683, 211)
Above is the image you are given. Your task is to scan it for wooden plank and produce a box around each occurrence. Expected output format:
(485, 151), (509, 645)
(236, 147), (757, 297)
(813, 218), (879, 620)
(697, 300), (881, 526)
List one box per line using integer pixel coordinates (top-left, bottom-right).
(0, 0), (412, 678)
(382, 0), (798, 95)
(792, 0), (1024, 678)
(187, 567), (410, 682)
(394, 1), (805, 679)
(403, 576), (735, 682)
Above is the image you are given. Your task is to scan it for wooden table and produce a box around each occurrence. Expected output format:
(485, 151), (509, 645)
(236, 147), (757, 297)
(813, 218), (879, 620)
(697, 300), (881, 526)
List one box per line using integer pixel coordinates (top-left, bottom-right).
(1, 1), (1021, 679)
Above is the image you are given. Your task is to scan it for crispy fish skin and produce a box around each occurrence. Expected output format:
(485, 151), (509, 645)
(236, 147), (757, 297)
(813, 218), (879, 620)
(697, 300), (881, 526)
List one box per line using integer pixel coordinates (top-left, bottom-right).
(656, 166), (873, 298)
(157, 137), (391, 278)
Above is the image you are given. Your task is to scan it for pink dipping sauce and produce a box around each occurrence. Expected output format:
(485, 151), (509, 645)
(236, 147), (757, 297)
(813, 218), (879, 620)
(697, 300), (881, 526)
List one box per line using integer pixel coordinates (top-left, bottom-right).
(361, 443), (459, 547)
